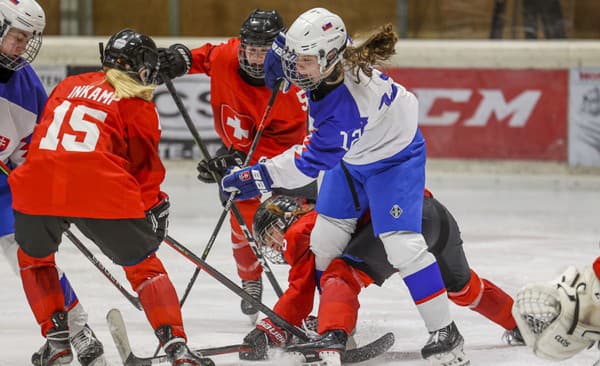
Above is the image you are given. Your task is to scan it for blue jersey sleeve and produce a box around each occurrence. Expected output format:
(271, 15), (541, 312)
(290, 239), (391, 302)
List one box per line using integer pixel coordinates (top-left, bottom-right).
(294, 85), (367, 178)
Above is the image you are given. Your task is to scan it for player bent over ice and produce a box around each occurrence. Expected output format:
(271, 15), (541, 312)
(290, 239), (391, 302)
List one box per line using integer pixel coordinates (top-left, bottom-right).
(7, 29), (213, 366)
(239, 192), (520, 364)
(513, 256), (600, 364)
(0, 0), (107, 364)
(222, 7), (469, 366)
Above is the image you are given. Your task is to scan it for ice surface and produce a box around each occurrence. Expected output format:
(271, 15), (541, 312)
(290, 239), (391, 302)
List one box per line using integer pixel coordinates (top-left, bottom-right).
(1, 161), (599, 365)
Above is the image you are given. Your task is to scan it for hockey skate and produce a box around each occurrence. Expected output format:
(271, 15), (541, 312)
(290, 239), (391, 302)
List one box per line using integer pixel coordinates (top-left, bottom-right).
(71, 324), (109, 366)
(155, 325), (215, 366)
(502, 327), (525, 346)
(286, 329), (347, 366)
(241, 278), (262, 323)
(31, 311), (73, 366)
(421, 322), (470, 366)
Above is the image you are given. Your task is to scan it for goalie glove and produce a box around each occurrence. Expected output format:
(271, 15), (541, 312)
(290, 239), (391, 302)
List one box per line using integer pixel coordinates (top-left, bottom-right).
(512, 265), (600, 361)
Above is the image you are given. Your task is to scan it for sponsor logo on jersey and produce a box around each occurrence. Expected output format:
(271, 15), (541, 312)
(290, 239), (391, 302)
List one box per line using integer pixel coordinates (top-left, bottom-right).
(0, 135), (10, 151)
(239, 170), (251, 181)
(390, 204), (403, 219)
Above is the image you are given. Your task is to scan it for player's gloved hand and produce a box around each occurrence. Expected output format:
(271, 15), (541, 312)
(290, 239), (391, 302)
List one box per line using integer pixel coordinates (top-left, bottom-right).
(221, 163), (272, 200)
(239, 318), (290, 360)
(146, 191), (169, 242)
(196, 149), (246, 183)
(156, 44), (192, 84)
(264, 33), (291, 93)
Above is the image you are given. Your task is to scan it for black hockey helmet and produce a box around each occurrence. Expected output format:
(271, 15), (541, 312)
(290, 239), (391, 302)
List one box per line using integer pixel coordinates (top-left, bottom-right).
(253, 195), (312, 265)
(100, 29), (159, 85)
(238, 9), (284, 78)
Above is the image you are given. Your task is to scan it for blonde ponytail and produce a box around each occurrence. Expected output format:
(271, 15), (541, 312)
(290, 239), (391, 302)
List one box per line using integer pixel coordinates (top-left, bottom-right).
(105, 68), (156, 101)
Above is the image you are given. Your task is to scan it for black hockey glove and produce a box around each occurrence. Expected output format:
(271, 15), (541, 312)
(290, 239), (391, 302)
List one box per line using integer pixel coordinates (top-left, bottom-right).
(239, 318), (290, 360)
(146, 192), (170, 242)
(196, 149), (246, 183)
(157, 44), (192, 84)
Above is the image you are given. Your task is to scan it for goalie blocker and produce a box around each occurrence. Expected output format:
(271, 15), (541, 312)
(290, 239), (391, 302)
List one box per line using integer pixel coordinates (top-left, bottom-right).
(512, 256), (600, 361)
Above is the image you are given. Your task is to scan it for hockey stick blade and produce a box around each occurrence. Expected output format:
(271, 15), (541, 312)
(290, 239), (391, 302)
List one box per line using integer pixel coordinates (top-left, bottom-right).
(381, 343), (519, 361)
(342, 332), (395, 363)
(107, 308), (252, 365)
(288, 332), (395, 365)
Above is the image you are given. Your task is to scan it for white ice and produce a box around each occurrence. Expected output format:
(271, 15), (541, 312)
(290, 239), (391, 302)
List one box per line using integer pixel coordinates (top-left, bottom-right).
(1, 160), (599, 366)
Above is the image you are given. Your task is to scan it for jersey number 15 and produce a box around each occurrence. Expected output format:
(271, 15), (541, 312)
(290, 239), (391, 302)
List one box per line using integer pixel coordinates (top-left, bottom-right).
(39, 100), (107, 152)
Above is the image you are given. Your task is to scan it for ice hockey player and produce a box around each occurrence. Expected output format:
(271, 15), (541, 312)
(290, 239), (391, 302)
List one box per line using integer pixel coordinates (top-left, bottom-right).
(0, 0), (107, 364)
(7, 29), (213, 366)
(512, 256), (600, 363)
(158, 8), (315, 322)
(222, 7), (469, 366)
(239, 191), (520, 365)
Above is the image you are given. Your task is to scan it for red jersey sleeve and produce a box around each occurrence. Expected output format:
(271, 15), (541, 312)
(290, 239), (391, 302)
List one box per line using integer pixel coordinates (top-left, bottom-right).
(119, 99), (165, 209)
(189, 41), (226, 77)
(272, 212), (318, 325)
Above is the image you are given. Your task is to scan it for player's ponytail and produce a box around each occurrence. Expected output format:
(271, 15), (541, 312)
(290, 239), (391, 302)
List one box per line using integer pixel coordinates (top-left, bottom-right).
(343, 23), (398, 82)
(105, 68), (156, 101)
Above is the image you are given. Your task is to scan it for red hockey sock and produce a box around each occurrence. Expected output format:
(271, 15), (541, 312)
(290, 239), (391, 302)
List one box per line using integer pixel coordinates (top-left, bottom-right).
(124, 254), (186, 340)
(317, 259), (373, 334)
(18, 249), (65, 336)
(449, 269), (516, 330)
(230, 198), (262, 281)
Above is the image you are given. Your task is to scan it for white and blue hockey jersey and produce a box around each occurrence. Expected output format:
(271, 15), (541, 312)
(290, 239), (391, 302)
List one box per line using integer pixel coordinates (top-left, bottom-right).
(0, 65), (47, 236)
(265, 68), (419, 189)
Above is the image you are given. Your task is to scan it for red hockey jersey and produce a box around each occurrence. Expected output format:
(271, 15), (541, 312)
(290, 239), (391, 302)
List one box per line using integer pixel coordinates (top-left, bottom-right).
(189, 38), (308, 163)
(272, 210), (318, 326)
(9, 71), (165, 219)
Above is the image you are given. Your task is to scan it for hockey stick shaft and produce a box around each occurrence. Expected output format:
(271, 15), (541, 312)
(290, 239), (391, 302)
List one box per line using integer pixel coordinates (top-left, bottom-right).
(163, 78), (284, 300)
(0, 160), (142, 310)
(64, 230), (142, 310)
(164, 234), (308, 340)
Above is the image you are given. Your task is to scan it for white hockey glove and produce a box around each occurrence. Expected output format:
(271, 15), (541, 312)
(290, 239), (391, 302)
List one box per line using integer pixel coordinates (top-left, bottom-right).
(512, 265), (600, 361)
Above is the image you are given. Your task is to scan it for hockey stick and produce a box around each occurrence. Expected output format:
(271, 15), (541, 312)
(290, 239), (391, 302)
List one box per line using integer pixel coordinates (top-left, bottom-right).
(0, 160), (142, 311)
(163, 77), (284, 301)
(164, 234), (308, 340)
(107, 308), (251, 366)
(108, 306), (394, 365)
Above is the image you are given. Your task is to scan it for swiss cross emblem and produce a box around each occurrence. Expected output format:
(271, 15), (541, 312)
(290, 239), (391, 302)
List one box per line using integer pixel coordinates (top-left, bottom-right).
(0, 135), (10, 151)
(220, 104), (254, 148)
(239, 171), (251, 181)
(390, 204), (403, 219)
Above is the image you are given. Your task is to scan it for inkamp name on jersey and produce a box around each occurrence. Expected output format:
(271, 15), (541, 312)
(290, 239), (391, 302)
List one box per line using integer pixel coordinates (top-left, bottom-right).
(67, 85), (119, 105)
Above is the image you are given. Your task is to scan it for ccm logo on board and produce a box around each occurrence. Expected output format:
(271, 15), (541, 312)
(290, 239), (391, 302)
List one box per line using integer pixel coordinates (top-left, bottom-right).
(413, 89), (542, 127)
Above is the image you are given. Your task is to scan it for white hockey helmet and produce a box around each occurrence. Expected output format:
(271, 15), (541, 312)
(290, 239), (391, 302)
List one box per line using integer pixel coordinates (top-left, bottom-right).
(282, 7), (347, 90)
(0, 0), (45, 70)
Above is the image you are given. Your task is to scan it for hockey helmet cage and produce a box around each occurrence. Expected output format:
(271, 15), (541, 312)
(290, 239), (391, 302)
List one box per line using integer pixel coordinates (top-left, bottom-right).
(0, 0), (45, 70)
(238, 9), (284, 78)
(253, 195), (310, 265)
(101, 29), (159, 85)
(283, 7), (347, 90)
